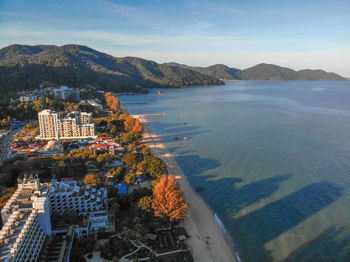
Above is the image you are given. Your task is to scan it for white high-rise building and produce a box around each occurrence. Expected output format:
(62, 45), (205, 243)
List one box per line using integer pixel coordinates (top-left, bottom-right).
(38, 109), (60, 140)
(0, 175), (108, 262)
(37, 110), (96, 140)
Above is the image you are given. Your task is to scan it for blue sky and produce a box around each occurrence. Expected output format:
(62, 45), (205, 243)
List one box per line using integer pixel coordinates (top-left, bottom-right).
(1, 0), (350, 76)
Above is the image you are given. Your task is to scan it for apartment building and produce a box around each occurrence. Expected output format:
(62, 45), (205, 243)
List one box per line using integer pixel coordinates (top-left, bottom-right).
(38, 110), (96, 140)
(0, 175), (108, 262)
(38, 110), (60, 140)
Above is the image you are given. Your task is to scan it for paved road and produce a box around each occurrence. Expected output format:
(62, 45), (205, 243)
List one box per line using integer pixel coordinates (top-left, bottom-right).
(0, 129), (19, 166)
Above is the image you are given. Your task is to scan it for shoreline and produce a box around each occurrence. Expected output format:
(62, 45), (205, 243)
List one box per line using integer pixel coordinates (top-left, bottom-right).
(135, 115), (239, 262)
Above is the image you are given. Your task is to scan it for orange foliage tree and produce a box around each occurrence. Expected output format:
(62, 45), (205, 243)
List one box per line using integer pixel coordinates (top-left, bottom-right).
(84, 174), (101, 187)
(152, 175), (188, 222)
(119, 113), (143, 133)
(105, 92), (121, 112)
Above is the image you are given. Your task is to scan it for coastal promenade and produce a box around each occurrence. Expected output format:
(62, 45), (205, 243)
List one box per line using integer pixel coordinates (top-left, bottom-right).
(135, 115), (238, 262)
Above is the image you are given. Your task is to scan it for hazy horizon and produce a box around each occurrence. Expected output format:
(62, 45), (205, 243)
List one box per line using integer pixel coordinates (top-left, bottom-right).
(0, 0), (349, 76)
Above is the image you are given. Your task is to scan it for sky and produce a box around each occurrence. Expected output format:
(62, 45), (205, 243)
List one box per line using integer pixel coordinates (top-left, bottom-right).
(1, 0), (350, 76)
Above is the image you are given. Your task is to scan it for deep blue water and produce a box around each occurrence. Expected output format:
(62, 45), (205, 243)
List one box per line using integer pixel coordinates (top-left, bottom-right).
(119, 81), (350, 262)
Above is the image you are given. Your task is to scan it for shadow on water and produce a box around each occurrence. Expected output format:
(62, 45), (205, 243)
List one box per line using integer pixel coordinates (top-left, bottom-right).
(283, 226), (350, 262)
(231, 181), (344, 262)
(203, 173), (294, 215)
(160, 152), (346, 261)
(174, 154), (221, 177)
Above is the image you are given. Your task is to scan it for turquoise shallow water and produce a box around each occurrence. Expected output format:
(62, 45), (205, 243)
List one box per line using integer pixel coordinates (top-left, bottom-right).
(120, 81), (350, 262)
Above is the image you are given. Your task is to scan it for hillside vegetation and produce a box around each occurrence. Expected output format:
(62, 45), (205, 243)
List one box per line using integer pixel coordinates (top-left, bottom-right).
(0, 44), (223, 100)
(165, 62), (346, 81)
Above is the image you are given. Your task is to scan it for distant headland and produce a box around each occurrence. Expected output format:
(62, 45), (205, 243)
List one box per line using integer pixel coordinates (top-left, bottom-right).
(164, 62), (346, 81)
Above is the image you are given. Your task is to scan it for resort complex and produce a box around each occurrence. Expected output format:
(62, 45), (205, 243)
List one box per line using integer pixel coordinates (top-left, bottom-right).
(0, 175), (108, 262)
(38, 110), (96, 140)
(0, 92), (202, 262)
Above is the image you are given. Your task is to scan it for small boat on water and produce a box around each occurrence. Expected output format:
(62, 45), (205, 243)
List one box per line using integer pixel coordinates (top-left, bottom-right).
(195, 186), (205, 192)
(174, 137), (180, 141)
(184, 123), (187, 125)
(183, 136), (188, 140)
(157, 90), (165, 95)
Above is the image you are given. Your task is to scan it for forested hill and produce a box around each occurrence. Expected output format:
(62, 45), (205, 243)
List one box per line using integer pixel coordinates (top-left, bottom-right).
(0, 44), (223, 97)
(164, 62), (346, 81)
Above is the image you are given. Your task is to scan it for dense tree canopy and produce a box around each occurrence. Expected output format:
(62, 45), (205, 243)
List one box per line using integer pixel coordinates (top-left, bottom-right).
(124, 171), (137, 185)
(137, 196), (153, 213)
(121, 131), (141, 145)
(137, 155), (166, 178)
(122, 153), (139, 167)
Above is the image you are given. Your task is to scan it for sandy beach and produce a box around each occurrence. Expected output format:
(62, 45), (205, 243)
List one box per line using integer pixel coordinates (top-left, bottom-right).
(135, 115), (239, 262)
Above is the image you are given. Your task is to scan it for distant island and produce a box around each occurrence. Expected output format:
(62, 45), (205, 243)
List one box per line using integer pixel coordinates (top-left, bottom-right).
(164, 62), (346, 81)
(0, 44), (346, 101)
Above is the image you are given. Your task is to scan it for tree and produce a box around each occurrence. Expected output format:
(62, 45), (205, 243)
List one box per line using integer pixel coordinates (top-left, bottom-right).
(84, 174), (100, 187)
(137, 155), (166, 178)
(122, 153), (138, 167)
(105, 92), (121, 113)
(124, 171), (137, 185)
(137, 196), (153, 213)
(121, 131), (141, 145)
(111, 167), (125, 180)
(124, 116), (136, 131)
(152, 175), (188, 222)
(132, 120), (143, 133)
(96, 152), (110, 163)
(32, 97), (48, 112)
(138, 144), (151, 156)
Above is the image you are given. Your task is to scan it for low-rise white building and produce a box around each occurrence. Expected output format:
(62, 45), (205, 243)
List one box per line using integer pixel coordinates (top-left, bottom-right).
(53, 86), (80, 101)
(19, 94), (38, 103)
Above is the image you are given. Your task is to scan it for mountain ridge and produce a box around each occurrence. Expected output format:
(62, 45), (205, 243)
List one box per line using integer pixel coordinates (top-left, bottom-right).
(0, 44), (346, 102)
(164, 62), (346, 81)
(0, 44), (223, 99)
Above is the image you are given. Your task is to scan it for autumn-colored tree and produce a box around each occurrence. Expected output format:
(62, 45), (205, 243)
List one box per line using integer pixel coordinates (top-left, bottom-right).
(122, 153), (138, 167)
(105, 92), (121, 113)
(152, 175), (188, 222)
(124, 171), (137, 184)
(84, 174), (101, 187)
(132, 120), (143, 133)
(137, 155), (166, 178)
(124, 116), (136, 131)
(137, 196), (153, 213)
(119, 113), (129, 120)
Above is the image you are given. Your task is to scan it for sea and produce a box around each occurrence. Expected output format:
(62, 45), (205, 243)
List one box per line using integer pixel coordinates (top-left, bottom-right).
(119, 81), (350, 262)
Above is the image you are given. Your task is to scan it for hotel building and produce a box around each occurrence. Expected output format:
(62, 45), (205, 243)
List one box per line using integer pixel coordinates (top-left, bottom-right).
(38, 110), (96, 140)
(0, 175), (108, 262)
